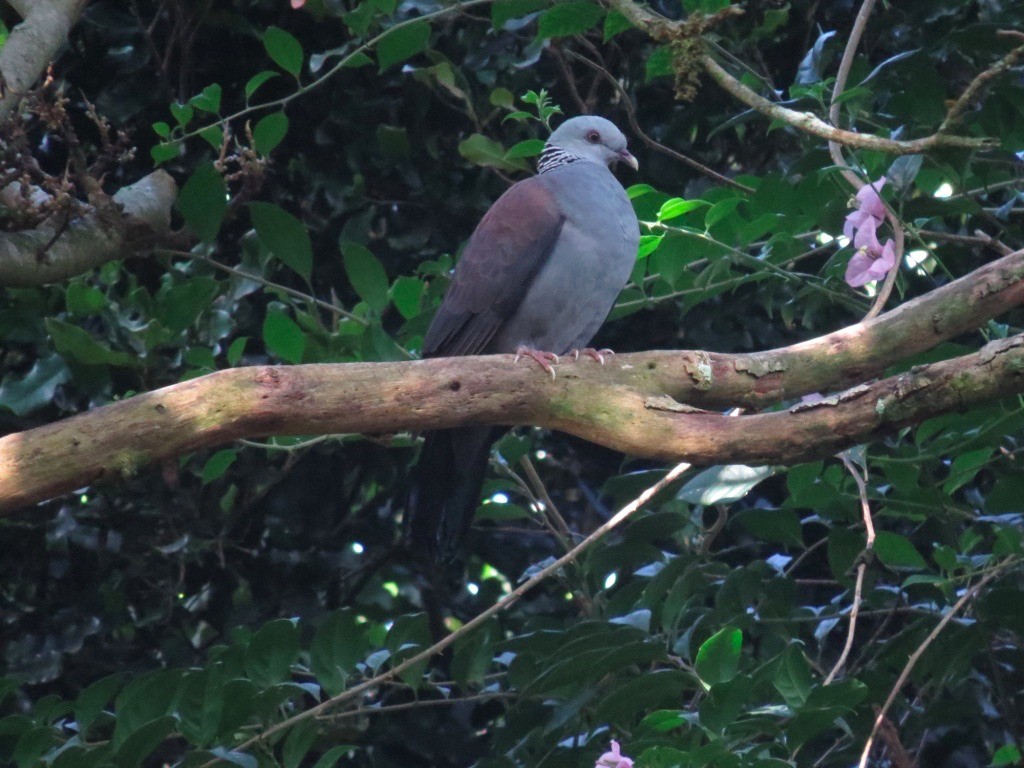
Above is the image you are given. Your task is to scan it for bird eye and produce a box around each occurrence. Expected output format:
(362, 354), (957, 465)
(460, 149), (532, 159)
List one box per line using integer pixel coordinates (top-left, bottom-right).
(586, 130), (601, 143)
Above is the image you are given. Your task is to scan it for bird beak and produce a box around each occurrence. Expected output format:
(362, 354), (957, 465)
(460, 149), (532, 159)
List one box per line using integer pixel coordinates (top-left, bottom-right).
(618, 150), (639, 171)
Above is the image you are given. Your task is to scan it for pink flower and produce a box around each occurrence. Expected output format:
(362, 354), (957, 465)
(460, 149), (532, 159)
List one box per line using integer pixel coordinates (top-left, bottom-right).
(845, 237), (896, 287)
(842, 176), (896, 287)
(596, 740), (634, 768)
(842, 176), (887, 241)
(291, 0), (305, 7)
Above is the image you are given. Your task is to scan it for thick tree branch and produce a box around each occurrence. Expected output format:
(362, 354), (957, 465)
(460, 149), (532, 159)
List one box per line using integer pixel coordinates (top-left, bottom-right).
(2, 334), (1024, 514)
(2, 246), (1024, 513)
(0, 0), (87, 121)
(0, 171), (178, 286)
(604, 0), (999, 154)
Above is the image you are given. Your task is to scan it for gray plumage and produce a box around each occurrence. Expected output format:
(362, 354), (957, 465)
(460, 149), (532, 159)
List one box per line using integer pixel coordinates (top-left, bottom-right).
(409, 116), (640, 564)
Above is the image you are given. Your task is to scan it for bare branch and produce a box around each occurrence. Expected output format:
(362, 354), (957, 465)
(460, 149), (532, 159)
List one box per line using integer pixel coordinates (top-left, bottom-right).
(4, 326), (1024, 513)
(857, 560), (1013, 767)
(940, 33), (1024, 133)
(603, 0), (999, 155)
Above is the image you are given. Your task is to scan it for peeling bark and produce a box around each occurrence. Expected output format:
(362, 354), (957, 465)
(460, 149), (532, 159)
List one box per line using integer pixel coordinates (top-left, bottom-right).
(1, 326), (1023, 513)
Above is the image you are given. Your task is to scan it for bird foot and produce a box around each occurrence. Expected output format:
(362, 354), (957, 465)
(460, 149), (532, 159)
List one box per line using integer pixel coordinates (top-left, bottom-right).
(571, 347), (615, 364)
(514, 346), (559, 379)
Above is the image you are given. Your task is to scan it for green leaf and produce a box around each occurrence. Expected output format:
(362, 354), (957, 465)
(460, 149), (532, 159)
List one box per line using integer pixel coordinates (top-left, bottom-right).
(45, 319), (142, 368)
(249, 202), (313, 281)
(263, 311), (305, 364)
(65, 281), (107, 317)
(874, 531), (928, 569)
(199, 124), (225, 149)
(604, 9), (633, 39)
(341, 242), (390, 313)
(504, 138), (546, 159)
(282, 719), (318, 768)
(115, 715), (175, 768)
(253, 111), (289, 155)
(490, 87), (515, 108)
(943, 447), (992, 494)
(0, 353), (69, 416)
(737, 507), (803, 548)
(14, 726), (55, 768)
(170, 102), (193, 126)
(246, 619), (299, 688)
(226, 337), (248, 367)
(311, 746), (351, 768)
(657, 198), (709, 222)
(310, 609), (369, 696)
(451, 620), (498, 687)
(176, 163), (227, 242)
(201, 449), (237, 484)
(993, 744), (1023, 766)
(390, 276), (424, 320)
(695, 627), (742, 687)
(208, 748), (258, 768)
(698, 675), (753, 733)
(637, 234), (663, 259)
(537, 2), (604, 39)
(74, 673), (127, 736)
(151, 142), (180, 164)
(492, 0), (547, 28)
(160, 276), (219, 332)
(152, 121), (170, 138)
(245, 70), (280, 100)
(189, 84), (222, 113)
(705, 197), (743, 229)
(458, 133), (530, 172)
(263, 26), (304, 77)
(773, 644), (812, 707)
(677, 465), (776, 505)
(385, 613), (432, 688)
(646, 46), (673, 81)
(377, 20), (431, 71)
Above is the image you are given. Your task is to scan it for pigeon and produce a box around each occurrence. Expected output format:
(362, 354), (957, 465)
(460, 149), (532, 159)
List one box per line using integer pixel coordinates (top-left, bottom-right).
(407, 115), (640, 564)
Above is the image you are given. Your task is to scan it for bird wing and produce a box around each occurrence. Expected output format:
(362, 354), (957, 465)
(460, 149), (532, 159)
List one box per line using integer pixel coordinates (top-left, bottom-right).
(422, 176), (565, 357)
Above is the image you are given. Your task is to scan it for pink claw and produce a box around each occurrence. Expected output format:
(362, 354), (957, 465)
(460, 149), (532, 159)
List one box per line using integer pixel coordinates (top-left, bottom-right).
(571, 347), (615, 364)
(514, 346), (559, 378)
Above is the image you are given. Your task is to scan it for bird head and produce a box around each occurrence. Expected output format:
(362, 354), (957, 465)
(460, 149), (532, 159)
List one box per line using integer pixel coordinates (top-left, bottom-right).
(546, 116), (639, 171)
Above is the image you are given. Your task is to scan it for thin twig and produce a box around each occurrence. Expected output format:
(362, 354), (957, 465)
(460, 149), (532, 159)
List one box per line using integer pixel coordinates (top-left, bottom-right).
(316, 690), (516, 722)
(175, 0), (495, 145)
(825, 457), (877, 685)
(827, 0), (878, 187)
(167, 250), (369, 327)
(564, 48), (754, 193)
(857, 559), (1013, 768)
(201, 460), (693, 766)
(940, 32), (1024, 132)
(601, 0), (997, 154)
(519, 455), (574, 545)
(824, 0), (905, 321)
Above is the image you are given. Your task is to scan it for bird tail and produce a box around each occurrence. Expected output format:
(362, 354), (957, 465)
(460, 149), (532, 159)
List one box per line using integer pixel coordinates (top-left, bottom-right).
(406, 426), (500, 564)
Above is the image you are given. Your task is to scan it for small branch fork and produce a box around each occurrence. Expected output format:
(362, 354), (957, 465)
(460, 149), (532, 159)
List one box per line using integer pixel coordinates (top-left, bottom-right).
(603, 0), (1000, 155)
(201, 461), (694, 767)
(856, 559), (1013, 768)
(824, 456), (876, 685)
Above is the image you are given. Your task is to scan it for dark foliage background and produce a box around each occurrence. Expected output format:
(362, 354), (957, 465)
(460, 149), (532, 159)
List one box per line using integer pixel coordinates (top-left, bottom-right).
(2, 0), (1024, 766)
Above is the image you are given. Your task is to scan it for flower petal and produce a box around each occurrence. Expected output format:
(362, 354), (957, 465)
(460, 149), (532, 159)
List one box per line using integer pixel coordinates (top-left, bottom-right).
(855, 176), (888, 220)
(844, 250), (876, 287)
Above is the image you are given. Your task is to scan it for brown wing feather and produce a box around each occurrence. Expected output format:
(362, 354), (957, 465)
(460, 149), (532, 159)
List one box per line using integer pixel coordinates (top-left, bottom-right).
(422, 177), (565, 357)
